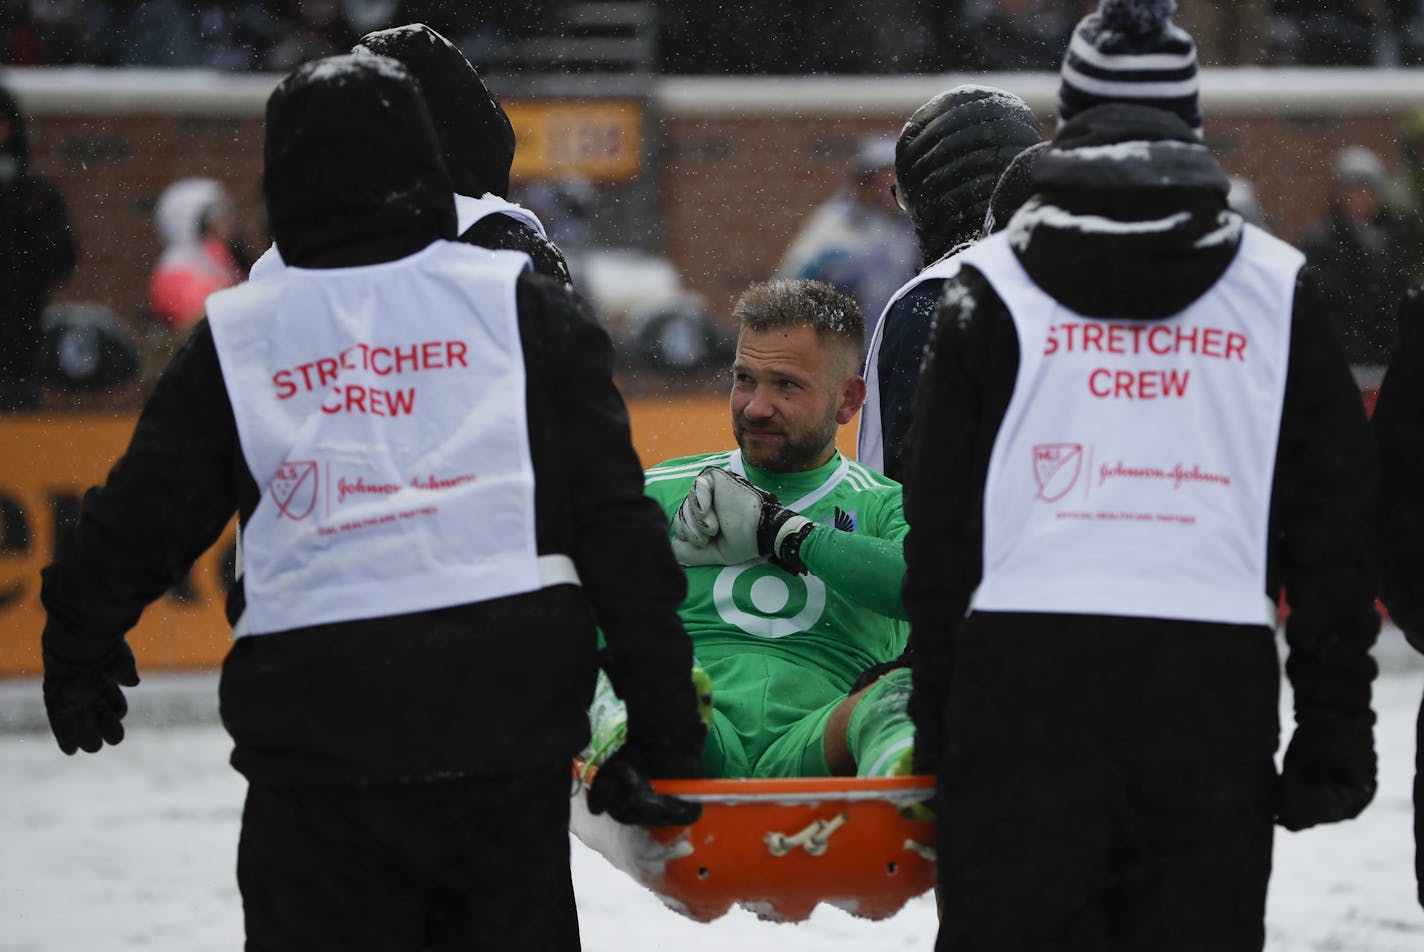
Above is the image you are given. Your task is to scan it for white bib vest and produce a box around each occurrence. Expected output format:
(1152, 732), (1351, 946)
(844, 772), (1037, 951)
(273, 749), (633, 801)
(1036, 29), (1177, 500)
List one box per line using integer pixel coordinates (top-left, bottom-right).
(452, 192), (548, 238)
(247, 193), (547, 282)
(208, 241), (544, 635)
(856, 255), (964, 474)
(961, 225), (1301, 626)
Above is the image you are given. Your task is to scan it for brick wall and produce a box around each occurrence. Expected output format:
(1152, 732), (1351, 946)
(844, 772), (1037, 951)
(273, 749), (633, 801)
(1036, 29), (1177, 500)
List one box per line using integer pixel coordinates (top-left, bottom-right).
(654, 109), (1414, 318)
(31, 113), (266, 325)
(18, 82), (1421, 335)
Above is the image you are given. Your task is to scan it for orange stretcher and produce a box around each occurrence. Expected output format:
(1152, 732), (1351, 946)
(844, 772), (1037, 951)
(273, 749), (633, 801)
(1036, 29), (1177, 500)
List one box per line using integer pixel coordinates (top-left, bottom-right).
(570, 765), (937, 923)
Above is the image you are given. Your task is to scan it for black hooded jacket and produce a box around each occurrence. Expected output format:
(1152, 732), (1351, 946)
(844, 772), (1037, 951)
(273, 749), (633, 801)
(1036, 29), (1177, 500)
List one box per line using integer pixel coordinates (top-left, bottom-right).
(1375, 286), (1424, 655)
(866, 87), (1041, 482)
(902, 104), (1379, 779)
(0, 87), (77, 406)
(354, 24), (570, 284)
(40, 55), (700, 787)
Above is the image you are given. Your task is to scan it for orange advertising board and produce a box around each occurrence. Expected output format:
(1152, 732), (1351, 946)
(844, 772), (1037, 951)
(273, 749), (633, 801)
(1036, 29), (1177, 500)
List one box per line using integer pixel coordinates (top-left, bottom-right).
(0, 399), (857, 677)
(506, 100), (643, 184)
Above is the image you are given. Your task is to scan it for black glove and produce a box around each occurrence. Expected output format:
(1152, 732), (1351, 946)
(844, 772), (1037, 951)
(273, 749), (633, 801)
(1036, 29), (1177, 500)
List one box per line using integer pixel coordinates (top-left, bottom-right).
(1276, 724), (1377, 831)
(587, 745), (702, 827)
(42, 641), (140, 755)
(669, 467), (815, 573)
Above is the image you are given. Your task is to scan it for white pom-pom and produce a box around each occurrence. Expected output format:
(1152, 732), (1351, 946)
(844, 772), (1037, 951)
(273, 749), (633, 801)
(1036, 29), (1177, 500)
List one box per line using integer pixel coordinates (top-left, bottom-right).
(1098, 0), (1176, 35)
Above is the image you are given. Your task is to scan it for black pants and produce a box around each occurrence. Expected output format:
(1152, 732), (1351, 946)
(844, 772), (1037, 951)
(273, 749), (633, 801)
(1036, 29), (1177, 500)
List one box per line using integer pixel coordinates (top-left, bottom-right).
(932, 614), (1280, 952)
(238, 764), (579, 952)
(934, 749), (1276, 952)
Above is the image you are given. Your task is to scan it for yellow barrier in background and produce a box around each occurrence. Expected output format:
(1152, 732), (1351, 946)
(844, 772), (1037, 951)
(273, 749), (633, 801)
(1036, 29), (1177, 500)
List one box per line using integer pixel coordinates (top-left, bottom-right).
(0, 399), (857, 677)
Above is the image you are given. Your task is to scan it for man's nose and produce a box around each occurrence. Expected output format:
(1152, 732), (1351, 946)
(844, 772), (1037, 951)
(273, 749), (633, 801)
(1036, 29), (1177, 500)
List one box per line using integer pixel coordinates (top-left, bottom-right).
(743, 386), (775, 419)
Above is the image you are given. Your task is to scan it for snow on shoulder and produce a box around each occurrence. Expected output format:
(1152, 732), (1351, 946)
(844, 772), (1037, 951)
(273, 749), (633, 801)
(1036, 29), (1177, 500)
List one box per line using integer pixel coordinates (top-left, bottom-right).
(1007, 198), (1191, 250)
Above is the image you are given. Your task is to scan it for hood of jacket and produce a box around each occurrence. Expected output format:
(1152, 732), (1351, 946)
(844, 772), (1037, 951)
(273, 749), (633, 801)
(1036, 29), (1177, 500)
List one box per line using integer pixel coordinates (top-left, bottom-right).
(1006, 103), (1240, 321)
(354, 23), (517, 199)
(263, 53), (456, 268)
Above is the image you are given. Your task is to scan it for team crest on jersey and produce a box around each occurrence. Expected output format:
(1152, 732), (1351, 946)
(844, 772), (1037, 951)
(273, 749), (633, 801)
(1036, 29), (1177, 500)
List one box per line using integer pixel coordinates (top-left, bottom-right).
(271, 460), (318, 520)
(833, 507), (856, 532)
(1032, 443), (1083, 503)
(712, 561), (827, 639)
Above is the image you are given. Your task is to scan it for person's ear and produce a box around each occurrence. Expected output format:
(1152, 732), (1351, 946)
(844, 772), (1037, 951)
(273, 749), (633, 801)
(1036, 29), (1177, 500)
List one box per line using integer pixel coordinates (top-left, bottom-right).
(837, 373), (867, 425)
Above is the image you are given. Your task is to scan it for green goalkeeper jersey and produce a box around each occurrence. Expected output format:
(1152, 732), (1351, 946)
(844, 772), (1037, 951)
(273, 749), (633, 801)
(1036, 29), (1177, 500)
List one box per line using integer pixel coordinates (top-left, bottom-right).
(644, 449), (910, 691)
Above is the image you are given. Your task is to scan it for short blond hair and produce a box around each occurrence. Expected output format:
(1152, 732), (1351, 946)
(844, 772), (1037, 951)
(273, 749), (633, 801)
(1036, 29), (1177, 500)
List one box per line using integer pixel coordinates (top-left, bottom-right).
(732, 279), (863, 373)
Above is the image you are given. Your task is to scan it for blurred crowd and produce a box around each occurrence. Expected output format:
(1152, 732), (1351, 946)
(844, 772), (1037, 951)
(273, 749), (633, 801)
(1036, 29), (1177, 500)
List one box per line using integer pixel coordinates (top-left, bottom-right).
(6, 1), (1424, 72)
(8, 1), (1424, 413)
(0, 0), (545, 72)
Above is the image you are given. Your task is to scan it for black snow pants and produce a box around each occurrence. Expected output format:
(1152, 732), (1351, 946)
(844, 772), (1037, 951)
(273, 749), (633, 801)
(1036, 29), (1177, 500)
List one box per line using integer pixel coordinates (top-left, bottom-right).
(238, 763), (579, 952)
(929, 613), (1281, 952)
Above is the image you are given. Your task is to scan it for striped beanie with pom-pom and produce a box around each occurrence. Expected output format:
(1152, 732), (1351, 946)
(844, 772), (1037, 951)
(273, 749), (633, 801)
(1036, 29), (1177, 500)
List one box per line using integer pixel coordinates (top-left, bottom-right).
(1058, 0), (1202, 137)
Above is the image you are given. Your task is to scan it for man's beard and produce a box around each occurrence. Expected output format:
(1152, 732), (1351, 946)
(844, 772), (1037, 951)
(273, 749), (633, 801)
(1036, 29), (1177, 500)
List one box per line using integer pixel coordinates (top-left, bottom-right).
(733, 410), (839, 473)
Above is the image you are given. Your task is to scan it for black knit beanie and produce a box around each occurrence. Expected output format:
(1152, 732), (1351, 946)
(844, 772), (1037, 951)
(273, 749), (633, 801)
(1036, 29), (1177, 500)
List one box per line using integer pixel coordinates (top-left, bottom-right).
(1059, 0), (1202, 137)
(895, 85), (1043, 265)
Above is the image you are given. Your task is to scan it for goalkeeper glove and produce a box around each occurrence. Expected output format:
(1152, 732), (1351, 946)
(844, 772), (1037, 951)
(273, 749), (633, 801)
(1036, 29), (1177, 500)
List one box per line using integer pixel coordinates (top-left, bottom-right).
(670, 467), (815, 573)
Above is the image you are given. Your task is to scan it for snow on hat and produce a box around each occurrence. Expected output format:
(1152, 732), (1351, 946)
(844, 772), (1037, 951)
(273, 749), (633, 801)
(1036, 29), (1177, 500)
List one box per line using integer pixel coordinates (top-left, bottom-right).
(1059, 0), (1202, 137)
(895, 85), (1042, 263)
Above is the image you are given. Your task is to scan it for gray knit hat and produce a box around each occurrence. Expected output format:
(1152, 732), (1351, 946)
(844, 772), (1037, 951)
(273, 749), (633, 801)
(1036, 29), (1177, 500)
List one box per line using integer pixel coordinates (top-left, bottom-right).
(1059, 0), (1202, 136)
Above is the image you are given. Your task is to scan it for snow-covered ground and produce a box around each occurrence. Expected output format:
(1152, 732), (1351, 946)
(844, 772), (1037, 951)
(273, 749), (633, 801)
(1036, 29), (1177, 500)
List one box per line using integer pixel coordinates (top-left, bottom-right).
(2, 634), (1422, 952)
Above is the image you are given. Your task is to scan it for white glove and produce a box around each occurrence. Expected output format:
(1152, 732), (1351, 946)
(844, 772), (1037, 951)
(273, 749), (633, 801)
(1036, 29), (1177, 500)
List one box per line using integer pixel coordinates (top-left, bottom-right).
(670, 467), (814, 572)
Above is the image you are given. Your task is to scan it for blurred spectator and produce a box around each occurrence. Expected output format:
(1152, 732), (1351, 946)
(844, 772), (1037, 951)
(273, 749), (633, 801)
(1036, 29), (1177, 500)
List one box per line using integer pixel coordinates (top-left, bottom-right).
(0, 0), (54, 64)
(1268, 0), (1392, 65)
(658, 2), (809, 74)
(40, 301), (143, 409)
(0, 85), (77, 412)
(1228, 174), (1269, 230)
(1400, 2), (1424, 64)
(1176, 0), (1270, 66)
(194, 2), (286, 71)
(147, 178), (246, 334)
(776, 136), (919, 348)
(264, 0), (351, 71)
(955, 0), (1074, 71)
(8, 0), (1424, 71)
(1383, 107), (1424, 284)
(392, 0), (551, 67)
(116, 0), (204, 67)
(518, 177), (598, 280)
(1300, 146), (1407, 365)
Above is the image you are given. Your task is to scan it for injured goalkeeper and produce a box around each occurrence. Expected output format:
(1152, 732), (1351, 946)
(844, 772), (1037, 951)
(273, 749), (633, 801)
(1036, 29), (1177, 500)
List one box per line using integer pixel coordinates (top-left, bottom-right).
(587, 279), (914, 780)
